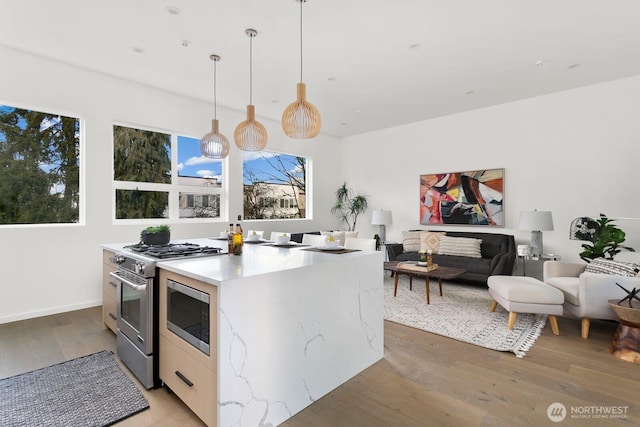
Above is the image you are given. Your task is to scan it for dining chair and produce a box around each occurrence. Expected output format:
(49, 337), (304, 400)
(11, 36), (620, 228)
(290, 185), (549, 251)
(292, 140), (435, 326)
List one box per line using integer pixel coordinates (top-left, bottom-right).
(344, 237), (376, 251)
(302, 234), (327, 246)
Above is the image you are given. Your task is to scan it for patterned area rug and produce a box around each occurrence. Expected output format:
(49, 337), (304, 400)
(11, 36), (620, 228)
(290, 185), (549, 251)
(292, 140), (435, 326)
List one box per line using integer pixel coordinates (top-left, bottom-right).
(0, 350), (149, 427)
(384, 276), (547, 357)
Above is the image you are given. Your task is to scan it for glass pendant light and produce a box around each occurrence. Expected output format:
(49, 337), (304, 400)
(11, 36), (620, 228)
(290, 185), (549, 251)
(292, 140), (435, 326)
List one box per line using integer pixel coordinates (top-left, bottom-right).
(234, 29), (268, 152)
(200, 54), (230, 159)
(281, 0), (321, 139)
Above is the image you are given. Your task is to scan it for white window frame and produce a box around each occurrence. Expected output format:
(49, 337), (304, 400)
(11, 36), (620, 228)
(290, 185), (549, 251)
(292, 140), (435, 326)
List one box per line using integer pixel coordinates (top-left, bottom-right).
(112, 122), (227, 225)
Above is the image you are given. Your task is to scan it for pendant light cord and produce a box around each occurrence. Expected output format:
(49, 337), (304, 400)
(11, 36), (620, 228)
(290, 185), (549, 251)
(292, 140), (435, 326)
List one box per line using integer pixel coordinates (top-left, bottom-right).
(299, 0), (303, 83)
(249, 33), (253, 105)
(213, 58), (217, 119)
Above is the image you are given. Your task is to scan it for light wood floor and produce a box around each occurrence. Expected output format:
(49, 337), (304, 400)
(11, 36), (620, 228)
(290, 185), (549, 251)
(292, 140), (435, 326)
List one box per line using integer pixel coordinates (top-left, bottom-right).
(1, 306), (638, 426)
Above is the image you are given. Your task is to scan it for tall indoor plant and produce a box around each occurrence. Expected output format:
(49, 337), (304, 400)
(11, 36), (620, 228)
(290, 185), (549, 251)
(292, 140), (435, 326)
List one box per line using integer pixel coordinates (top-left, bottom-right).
(331, 183), (368, 231)
(575, 214), (633, 262)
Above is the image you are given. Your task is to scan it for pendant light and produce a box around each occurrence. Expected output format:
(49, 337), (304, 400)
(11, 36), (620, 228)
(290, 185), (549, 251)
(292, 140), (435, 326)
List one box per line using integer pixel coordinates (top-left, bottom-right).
(200, 54), (230, 159)
(234, 29), (268, 151)
(281, 0), (321, 139)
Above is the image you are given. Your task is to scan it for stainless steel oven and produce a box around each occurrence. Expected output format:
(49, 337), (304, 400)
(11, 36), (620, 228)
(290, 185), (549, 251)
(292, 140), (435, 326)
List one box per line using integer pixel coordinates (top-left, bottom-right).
(109, 257), (159, 389)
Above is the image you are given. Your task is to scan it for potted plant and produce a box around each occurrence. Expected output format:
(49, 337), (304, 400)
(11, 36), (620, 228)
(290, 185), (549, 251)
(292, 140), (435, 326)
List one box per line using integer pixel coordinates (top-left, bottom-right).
(575, 214), (634, 262)
(141, 225), (171, 246)
(330, 182), (368, 231)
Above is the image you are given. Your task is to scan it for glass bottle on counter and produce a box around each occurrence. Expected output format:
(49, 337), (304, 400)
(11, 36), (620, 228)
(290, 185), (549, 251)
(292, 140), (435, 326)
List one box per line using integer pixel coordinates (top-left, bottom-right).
(232, 223), (243, 255)
(227, 223), (234, 254)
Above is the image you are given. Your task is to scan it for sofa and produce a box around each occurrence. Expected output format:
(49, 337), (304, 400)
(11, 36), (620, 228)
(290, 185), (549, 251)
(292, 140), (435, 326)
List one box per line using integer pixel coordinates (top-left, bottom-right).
(386, 230), (516, 285)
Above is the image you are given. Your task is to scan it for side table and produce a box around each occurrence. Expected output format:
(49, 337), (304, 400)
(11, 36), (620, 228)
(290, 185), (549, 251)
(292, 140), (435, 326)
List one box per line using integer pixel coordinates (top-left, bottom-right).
(607, 300), (640, 364)
(515, 253), (561, 280)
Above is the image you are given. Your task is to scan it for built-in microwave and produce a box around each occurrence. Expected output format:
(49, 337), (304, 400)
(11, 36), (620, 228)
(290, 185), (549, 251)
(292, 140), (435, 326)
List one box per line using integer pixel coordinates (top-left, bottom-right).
(166, 279), (210, 355)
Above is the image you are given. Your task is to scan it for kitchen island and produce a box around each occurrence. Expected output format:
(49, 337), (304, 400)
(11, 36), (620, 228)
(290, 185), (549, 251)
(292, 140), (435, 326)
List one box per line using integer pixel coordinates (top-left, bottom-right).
(154, 238), (383, 426)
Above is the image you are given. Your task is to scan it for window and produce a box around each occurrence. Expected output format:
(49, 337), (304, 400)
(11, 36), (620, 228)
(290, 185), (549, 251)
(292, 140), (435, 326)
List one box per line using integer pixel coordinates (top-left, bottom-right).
(113, 125), (223, 221)
(0, 104), (80, 225)
(243, 151), (307, 220)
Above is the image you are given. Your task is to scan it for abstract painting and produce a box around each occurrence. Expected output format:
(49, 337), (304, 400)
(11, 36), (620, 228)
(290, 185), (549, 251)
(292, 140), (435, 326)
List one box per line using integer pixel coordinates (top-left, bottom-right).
(420, 168), (504, 226)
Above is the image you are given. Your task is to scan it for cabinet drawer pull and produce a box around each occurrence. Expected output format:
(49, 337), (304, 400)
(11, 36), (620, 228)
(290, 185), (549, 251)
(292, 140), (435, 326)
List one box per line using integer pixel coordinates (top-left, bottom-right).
(175, 370), (194, 387)
(108, 312), (117, 320)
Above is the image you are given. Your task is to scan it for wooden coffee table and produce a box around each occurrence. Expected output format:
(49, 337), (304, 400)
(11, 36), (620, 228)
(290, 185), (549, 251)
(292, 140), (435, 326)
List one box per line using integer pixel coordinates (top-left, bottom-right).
(384, 261), (466, 304)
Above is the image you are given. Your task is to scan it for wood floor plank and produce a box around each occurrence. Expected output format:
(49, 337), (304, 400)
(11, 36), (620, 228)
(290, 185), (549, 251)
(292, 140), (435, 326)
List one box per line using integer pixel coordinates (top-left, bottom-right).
(1, 305), (639, 426)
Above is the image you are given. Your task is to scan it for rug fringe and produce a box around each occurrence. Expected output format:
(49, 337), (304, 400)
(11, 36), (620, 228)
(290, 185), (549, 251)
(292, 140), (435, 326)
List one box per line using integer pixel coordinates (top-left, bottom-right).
(514, 315), (547, 358)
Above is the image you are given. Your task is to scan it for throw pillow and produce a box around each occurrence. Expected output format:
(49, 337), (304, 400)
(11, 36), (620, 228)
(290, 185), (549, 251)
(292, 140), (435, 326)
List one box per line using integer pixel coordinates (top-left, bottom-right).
(420, 231), (446, 253)
(402, 231), (422, 253)
(584, 258), (640, 277)
(437, 236), (482, 258)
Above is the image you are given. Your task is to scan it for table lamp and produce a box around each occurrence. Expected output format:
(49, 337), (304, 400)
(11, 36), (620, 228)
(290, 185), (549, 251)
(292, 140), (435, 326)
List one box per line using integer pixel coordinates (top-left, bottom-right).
(371, 210), (392, 244)
(518, 210), (554, 256)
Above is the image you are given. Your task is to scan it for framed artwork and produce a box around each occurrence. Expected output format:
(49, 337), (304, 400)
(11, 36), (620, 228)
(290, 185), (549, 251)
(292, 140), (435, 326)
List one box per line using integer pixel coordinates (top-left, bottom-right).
(420, 168), (504, 226)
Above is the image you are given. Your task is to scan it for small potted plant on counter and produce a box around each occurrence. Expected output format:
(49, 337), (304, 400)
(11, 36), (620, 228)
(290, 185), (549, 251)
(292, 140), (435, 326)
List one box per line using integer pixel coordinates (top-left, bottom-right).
(141, 225), (171, 246)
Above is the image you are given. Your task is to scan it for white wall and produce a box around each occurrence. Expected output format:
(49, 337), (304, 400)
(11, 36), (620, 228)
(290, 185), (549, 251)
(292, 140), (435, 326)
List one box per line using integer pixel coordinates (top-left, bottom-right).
(0, 46), (343, 323)
(341, 75), (640, 263)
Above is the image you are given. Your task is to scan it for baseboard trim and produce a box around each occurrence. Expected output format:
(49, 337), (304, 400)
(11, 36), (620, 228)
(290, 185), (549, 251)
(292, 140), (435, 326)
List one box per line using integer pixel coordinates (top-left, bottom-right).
(0, 300), (103, 324)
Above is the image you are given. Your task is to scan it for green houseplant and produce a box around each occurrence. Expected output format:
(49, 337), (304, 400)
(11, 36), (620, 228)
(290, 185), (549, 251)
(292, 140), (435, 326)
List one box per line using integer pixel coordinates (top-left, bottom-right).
(330, 183), (368, 231)
(575, 214), (633, 262)
(141, 224), (171, 246)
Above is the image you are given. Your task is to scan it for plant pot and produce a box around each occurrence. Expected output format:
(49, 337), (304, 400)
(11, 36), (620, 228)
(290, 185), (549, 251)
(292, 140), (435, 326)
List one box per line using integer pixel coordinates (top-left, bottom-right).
(141, 230), (170, 246)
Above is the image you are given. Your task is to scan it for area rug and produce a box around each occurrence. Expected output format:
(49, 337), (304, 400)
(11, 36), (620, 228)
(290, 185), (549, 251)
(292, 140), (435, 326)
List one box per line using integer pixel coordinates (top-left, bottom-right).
(384, 276), (547, 357)
(0, 350), (149, 427)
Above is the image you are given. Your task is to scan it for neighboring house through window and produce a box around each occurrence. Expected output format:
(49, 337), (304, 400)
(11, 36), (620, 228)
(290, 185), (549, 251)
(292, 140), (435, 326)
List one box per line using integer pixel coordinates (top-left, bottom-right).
(243, 151), (308, 220)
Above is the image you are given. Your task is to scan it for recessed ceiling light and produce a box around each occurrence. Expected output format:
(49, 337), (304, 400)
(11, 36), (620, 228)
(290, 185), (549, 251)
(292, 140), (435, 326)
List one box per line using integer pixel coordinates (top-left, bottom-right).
(133, 47), (146, 54)
(409, 43), (421, 50)
(536, 60), (544, 66)
(568, 64), (581, 69)
(166, 6), (181, 15)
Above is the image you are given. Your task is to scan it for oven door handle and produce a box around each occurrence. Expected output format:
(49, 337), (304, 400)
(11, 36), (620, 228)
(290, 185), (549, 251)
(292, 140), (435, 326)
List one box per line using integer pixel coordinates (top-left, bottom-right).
(109, 271), (148, 292)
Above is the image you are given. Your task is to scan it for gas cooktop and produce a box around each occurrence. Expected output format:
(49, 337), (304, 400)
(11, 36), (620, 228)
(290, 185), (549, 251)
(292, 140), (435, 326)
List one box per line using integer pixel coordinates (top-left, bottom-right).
(125, 242), (224, 260)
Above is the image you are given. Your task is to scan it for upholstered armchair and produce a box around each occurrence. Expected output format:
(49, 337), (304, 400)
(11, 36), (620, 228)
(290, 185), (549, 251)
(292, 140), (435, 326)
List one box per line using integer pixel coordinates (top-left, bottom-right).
(543, 260), (640, 338)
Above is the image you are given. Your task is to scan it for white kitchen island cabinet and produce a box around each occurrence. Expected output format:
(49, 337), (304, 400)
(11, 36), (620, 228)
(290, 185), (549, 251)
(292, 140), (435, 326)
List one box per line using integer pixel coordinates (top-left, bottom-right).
(156, 239), (384, 427)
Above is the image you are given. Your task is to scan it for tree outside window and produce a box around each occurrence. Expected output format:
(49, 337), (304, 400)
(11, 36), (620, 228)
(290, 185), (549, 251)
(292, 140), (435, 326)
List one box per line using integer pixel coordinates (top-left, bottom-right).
(0, 105), (80, 225)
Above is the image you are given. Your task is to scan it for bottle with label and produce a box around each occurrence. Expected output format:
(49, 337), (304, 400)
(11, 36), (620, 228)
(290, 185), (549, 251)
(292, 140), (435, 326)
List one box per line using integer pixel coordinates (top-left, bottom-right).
(233, 223), (243, 255)
(227, 223), (234, 254)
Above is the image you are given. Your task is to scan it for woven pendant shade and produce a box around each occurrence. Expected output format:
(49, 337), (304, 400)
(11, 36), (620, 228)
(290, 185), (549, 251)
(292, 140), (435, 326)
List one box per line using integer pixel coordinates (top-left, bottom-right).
(282, 82), (321, 138)
(235, 29), (268, 152)
(234, 104), (267, 151)
(200, 54), (229, 159)
(200, 119), (230, 159)
(282, 0), (321, 139)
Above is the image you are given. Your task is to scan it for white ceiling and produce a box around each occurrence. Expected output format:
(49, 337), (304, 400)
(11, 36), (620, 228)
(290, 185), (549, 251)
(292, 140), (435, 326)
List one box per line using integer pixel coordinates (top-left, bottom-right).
(3, 0), (640, 138)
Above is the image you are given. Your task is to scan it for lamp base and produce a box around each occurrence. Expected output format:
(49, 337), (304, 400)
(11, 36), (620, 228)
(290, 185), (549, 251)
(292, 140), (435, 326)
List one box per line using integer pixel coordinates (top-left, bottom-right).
(530, 230), (543, 257)
(378, 225), (386, 244)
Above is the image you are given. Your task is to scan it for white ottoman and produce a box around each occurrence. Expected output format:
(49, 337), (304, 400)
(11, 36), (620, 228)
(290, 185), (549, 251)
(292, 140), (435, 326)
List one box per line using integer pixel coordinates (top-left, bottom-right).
(487, 276), (564, 335)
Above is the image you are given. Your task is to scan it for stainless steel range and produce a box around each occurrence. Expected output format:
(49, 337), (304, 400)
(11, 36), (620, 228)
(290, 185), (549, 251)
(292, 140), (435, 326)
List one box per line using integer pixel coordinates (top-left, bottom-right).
(108, 243), (225, 389)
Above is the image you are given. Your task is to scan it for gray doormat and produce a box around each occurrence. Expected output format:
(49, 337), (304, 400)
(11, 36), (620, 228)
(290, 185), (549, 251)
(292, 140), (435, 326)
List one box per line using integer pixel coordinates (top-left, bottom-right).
(0, 350), (149, 427)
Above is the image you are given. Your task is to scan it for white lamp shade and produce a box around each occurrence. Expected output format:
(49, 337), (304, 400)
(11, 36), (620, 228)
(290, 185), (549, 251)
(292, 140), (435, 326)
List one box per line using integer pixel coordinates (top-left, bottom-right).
(371, 210), (392, 225)
(518, 210), (554, 231)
